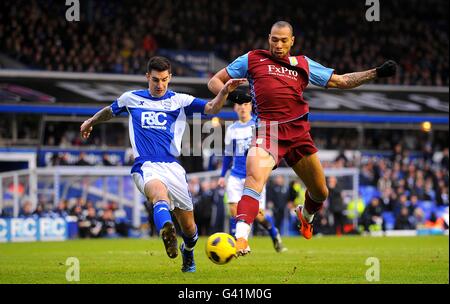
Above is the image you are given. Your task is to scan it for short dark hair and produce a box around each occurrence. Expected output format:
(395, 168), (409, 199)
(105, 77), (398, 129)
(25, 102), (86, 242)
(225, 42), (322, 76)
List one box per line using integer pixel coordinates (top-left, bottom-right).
(271, 21), (294, 36)
(147, 56), (171, 73)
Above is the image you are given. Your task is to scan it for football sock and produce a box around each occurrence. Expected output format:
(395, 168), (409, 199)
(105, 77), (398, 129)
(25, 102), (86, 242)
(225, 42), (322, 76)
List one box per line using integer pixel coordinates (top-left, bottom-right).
(260, 214), (278, 240)
(302, 191), (324, 223)
(235, 188), (261, 225)
(181, 225), (198, 251)
(229, 217), (237, 236)
(235, 221), (252, 240)
(153, 200), (172, 233)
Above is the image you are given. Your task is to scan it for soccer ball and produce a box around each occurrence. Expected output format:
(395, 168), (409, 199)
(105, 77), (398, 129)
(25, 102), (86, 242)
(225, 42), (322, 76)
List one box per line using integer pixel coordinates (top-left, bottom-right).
(205, 232), (237, 265)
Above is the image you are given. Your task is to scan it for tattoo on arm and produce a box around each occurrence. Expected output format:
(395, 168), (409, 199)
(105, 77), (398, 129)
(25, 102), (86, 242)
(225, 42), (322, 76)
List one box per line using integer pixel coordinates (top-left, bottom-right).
(340, 69), (377, 89)
(90, 106), (113, 125)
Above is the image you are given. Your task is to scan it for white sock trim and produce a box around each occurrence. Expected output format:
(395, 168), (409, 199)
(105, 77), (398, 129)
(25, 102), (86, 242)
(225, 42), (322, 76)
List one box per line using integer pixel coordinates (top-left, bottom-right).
(301, 206), (314, 223)
(235, 221), (251, 240)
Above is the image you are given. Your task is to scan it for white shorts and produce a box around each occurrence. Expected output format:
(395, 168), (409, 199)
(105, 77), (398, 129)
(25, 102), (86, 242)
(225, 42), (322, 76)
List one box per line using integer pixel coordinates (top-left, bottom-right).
(132, 161), (192, 211)
(226, 175), (266, 210)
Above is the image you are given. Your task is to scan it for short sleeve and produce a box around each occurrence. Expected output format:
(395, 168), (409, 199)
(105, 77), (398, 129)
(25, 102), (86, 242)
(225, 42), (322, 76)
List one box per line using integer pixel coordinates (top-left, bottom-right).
(305, 56), (335, 87)
(184, 97), (208, 116)
(226, 53), (249, 79)
(110, 92), (129, 116)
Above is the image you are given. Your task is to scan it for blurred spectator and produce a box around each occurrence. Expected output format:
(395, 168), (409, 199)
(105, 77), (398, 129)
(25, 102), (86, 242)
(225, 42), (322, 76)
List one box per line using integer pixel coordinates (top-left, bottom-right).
(327, 176), (347, 235)
(312, 208), (333, 235)
(18, 201), (34, 218)
(75, 152), (91, 166)
(266, 175), (289, 232)
(194, 180), (213, 235)
(102, 153), (114, 166)
(78, 207), (102, 238)
(360, 198), (384, 232)
(54, 200), (69, 217)
(99, 208), (118, 238)
(210, 178), (225, 233)
(394, 206), (415, 230)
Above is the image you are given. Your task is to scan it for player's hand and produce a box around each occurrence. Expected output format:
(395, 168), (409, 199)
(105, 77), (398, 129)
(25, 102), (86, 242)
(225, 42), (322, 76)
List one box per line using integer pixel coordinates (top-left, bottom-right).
(376, 60), (397, 78)
(80, 119), (93, 139)
(222, 79), (249, 104)
(218, 177), (226, 188)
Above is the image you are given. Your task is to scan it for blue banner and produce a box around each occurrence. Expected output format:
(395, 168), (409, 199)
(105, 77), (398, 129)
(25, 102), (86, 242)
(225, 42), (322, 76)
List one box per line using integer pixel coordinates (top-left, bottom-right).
(0, 217), (68, 242)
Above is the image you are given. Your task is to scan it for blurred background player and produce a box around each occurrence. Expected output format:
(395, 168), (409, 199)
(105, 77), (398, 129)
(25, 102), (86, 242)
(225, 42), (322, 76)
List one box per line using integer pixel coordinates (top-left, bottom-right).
(219, 101), (287, 253)
(80, 56), (245, 271)
(208, 21), (397, 255)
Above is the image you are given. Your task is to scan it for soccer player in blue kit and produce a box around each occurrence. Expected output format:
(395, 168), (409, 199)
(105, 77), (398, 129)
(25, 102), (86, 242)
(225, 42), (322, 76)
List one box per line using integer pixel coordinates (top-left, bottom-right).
(80, 56), (245, 272)
(218, 101), (286, 253)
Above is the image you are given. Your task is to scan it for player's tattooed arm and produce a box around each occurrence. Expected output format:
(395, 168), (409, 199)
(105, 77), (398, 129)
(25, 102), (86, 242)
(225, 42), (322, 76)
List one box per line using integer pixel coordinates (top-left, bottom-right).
(327, 60), (397, 89)
(205, 78), (247, 114)
(80, 106), (113, 139)
(327, 69), (377, 89)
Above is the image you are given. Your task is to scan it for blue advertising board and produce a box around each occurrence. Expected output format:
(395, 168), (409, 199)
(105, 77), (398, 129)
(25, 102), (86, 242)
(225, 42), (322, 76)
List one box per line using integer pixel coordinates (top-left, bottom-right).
(0, 217), (68, 242)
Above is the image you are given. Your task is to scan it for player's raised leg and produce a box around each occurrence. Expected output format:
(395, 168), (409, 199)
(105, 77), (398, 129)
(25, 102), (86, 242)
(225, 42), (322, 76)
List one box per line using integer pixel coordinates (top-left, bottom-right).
(143, 180), (179, 258)
(235, 146), (275, 254)
(173, 208), (198, 273)
(291, 152), (329, 239)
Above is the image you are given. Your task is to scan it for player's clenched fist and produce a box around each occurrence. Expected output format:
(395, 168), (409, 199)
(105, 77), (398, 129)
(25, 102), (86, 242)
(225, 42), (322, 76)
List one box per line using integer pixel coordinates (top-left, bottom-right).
(80, 119), (93, 139)
(376, 60), (397, 78)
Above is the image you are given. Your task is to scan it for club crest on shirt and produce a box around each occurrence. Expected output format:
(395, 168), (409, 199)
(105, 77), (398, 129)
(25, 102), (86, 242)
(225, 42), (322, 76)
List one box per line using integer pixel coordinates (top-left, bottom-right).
(162, 100), (172, 110)
(288, 56), (298, 66)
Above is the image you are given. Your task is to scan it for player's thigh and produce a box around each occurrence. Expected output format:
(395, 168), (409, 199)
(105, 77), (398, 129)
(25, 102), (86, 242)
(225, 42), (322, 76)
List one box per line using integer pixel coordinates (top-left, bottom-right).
(173, 208), (196, 235)
(164, 163), (194, 211)
(144, 179), (170, 203)
(132, 172), (170, 203)
(245, 146), (275, 192)
(291, 152), (328, 201)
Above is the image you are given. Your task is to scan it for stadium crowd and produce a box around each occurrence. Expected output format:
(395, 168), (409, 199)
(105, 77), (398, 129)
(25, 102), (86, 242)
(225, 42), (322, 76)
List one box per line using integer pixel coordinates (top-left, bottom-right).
(1, 0), (448, 85)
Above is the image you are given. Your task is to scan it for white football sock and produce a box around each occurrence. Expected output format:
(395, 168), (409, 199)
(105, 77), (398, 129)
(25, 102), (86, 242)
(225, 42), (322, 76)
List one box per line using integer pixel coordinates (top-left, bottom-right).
(235, 221), (251, 240)
(301, 206), (314, 223)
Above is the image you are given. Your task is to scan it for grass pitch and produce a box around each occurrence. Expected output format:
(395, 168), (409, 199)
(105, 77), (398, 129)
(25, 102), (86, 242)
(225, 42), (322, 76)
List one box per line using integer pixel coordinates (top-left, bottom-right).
(0, 235), (448, 284)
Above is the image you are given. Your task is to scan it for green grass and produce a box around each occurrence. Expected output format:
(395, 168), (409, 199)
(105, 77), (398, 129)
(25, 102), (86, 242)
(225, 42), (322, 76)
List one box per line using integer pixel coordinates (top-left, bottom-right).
(0, 235), (448, 284)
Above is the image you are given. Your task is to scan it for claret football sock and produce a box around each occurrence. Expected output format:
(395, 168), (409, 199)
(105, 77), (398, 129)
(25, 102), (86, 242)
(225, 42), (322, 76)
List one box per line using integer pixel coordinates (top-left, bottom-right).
(153, 200), (173, 233)
(235, 188), (261, 225)
(302, 191), (324, 223)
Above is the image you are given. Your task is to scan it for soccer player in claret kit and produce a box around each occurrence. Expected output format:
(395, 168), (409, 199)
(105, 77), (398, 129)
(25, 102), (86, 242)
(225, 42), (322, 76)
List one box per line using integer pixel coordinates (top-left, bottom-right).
(80, 56), (245, 271)
(219, 101), (287, 253)
(208, 21), (397, 255)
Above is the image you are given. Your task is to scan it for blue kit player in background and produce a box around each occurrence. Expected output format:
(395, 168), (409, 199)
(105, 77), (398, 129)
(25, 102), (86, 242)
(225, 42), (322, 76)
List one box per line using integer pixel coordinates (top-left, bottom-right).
(218, 101), (287, 253)
(80, 56), (246, 272)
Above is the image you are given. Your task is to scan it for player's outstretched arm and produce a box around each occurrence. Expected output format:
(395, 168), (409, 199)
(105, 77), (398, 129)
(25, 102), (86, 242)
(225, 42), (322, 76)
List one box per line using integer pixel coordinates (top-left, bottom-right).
(327, 60), (397, 89)
(80, 106), (114, 139)
(205, 78), (247, 114)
